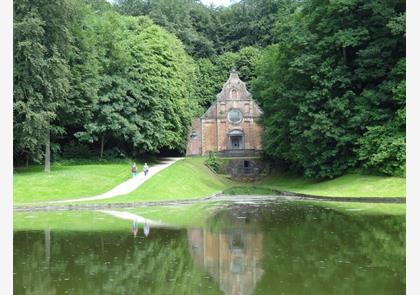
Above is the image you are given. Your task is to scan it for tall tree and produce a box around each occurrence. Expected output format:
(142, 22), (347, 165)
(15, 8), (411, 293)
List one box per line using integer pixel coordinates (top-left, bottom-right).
(14, 0), (74, 171)
(253, 0), (405, 179)
(76, 12), (199, 156)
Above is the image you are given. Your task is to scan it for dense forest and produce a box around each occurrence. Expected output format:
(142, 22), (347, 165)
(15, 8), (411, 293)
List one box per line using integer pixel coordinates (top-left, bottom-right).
(13, 0), (405, 179)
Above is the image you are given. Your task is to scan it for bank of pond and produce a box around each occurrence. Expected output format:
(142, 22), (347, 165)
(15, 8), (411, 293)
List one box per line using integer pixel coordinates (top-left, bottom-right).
(13, 157), (406, 206)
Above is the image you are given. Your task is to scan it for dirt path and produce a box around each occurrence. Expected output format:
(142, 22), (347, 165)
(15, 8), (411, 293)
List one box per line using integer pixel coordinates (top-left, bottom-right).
(49, 157), (182, 204)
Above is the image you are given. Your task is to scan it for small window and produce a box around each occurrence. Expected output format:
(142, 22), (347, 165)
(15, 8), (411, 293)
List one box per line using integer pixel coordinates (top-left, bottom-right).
(244, 161), (249, 168)
(230, 231), (245, 250)
(190, 131), (198, 139)
(231, 89), (238, 99)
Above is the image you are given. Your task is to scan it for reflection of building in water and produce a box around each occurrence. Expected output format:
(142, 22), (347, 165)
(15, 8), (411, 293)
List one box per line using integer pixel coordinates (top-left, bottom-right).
(188, 220), (263, 295)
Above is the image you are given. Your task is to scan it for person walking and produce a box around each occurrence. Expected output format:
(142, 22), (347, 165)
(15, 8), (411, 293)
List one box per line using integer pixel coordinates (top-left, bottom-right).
(143, 163), (149, 176)
(131, 163), (137, 178)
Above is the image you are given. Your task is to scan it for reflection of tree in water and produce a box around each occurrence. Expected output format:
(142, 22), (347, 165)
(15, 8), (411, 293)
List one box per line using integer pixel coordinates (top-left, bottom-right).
(14, 229), (223, 295)
(253, 203), (405, 295)
(13, 230), (57, 295)
(188, 206), (264, 295)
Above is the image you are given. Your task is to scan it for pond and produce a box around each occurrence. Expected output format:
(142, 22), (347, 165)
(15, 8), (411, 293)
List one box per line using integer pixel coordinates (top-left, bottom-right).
(13, 200), (405, 295)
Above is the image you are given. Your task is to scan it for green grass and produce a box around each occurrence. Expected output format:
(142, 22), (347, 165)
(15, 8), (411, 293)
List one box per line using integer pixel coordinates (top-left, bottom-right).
(248, 172), (406, 198)
(97, 157), (233, 203)
(13, 160), (136, 204)
(223, 186), (278, 195)
(75, 157), (404, 205)
(14, 156), (405, 207)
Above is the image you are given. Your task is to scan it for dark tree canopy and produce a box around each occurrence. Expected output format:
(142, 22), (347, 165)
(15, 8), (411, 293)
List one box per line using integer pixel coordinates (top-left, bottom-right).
(114, 0), (284, 57)
(252, 0), (405, 178)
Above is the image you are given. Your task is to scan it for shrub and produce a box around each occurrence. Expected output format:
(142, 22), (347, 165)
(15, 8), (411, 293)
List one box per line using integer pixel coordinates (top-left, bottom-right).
(205, 151), (220, 172)
(356, 125), (405, 177)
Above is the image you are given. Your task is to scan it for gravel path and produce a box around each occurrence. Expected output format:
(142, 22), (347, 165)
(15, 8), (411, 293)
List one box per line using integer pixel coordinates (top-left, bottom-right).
(49, 157), (182, 204)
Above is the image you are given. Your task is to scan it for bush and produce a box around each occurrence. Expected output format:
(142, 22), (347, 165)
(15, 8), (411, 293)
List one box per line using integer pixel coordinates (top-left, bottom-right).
(356, 125), (405, 177)
(205, 151), (220, 172)
(61, 141), (96, 159)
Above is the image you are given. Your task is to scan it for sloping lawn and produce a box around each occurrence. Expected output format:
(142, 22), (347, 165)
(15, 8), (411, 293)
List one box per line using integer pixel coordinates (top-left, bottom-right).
(257, 173), (405, 198)
(80, 157), (404, 205)
(14, 156), (405, 206)
(14, 160), (135, 204)
(102, 157), (233, 203)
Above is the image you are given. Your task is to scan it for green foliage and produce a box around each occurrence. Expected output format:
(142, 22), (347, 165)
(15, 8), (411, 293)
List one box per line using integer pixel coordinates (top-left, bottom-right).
(205, 151), (220, 172)
(253, 0), (405, 179)
(14, 0), (199, 164)
(217, 0), (284, 52)
(76, 13), (198, 154)
(60, 141), (96, 159)
(194, 46), (261, 109)
(356, 57), (406, 177)
(357, 125), (405, 177)
(13, 0), (74, 163)
(115, 0), (219, 58)
(13, 0), (406, 182)
(115, 0), (283, 57)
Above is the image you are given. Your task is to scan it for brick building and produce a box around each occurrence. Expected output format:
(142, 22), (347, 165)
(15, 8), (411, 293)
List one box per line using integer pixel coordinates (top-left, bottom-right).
(186, 69), (263, 156)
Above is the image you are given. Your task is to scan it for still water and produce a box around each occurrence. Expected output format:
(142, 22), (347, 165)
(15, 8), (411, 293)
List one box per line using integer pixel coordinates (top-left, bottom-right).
(14, 201), (405, 295)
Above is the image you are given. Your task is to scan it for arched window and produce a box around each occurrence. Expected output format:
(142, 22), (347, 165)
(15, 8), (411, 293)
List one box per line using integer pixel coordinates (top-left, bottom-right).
(190, 131), (198, 139)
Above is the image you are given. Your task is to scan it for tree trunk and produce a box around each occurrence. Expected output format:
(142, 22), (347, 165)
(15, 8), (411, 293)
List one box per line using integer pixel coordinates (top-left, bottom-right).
(342, 47), (347, 64)
(25, 152), (29, 168)
(44, 129), (51, 173)
(100, 135), (105, 158)
(45, 228), (51, 264)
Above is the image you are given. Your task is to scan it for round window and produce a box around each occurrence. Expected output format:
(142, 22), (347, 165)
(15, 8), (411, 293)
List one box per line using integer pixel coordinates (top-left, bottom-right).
(228, 109), (243, 124)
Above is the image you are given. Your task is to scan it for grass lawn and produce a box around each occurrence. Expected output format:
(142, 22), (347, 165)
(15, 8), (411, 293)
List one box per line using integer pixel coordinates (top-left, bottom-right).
(14, 156), (406, 207)
(95, 157), (233, 204)
(76, 157), (404, 205)
(13, 160), (136, 204)
(255, 172), (406, 198)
